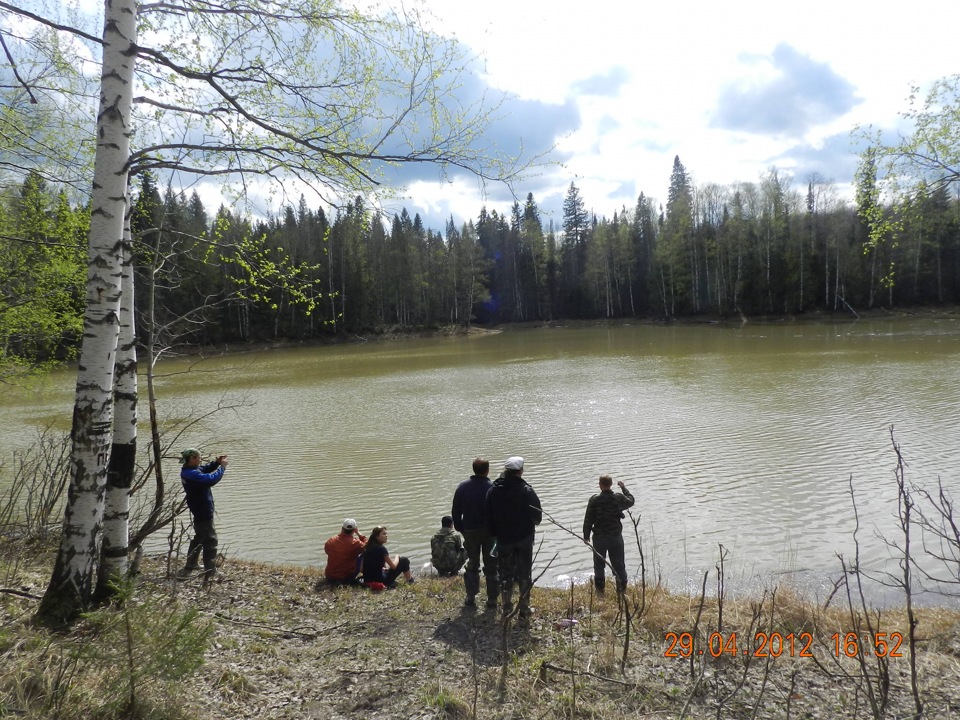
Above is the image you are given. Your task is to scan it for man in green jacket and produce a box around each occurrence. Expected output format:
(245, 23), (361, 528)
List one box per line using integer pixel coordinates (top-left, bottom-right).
(582, 475), (634, 595)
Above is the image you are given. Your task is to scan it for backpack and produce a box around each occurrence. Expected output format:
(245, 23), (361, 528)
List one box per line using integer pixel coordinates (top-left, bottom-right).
(431, 531), (460, 572)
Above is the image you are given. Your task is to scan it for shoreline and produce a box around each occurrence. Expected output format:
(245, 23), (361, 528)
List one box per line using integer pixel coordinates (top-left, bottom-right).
(167, 305), (960, 359)
(3, 545), (959, 719)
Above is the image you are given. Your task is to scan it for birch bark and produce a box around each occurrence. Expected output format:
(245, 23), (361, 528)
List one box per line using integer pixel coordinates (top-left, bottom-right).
(97, 210), (138, 598)
(36, 0), (138, 624)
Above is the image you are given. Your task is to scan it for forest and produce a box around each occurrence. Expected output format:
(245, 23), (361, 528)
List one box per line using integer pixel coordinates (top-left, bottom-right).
(3, 153), (958, 367)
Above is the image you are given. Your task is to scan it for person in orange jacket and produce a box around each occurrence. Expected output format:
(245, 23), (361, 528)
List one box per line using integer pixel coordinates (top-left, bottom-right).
(324, 518), (367, 584)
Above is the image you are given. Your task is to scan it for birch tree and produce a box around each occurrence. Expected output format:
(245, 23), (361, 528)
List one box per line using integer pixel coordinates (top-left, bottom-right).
(2, 0), (536, 623)
(97, 217), (138, 599)
(33, 0), (137, 624)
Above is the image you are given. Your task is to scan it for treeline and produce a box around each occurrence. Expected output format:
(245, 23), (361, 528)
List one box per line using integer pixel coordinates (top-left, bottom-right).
(133, 156), (958, 347)
(0, 172), (86, 369)
(4, 156), (960, 360)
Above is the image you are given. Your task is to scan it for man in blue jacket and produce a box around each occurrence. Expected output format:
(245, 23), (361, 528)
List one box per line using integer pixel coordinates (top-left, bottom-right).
(486, 456), (541, 621)
(178, 448), (228, 581)
(451, 457), (498, 608)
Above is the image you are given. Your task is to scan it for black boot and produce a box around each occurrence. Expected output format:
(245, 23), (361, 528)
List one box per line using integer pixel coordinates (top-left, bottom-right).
(464, 569), (480, 606)
(178, 539), (202, 578)
(485, 576), (499, 609)
(501, 587), (514, 618)
(201, 549), (218, 585)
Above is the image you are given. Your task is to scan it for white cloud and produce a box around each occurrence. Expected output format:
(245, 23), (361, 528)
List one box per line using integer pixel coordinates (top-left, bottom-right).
(394, 0), (960, 229)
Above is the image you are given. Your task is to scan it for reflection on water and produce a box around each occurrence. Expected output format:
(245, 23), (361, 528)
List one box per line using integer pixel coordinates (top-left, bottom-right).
(3, 318), (960, 600)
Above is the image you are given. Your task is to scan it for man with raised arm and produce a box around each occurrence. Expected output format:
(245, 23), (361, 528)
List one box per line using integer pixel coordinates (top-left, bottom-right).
(178, 448), (228, 582)
(582, 475), (635, 595)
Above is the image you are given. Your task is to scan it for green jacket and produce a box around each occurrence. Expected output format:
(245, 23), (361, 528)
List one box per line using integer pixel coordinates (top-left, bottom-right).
(583, 487), (635, 539)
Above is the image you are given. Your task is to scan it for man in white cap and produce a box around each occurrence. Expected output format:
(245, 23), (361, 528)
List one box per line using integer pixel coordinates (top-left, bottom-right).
(324, 518), (367, 584)
(486, 456), (542, 621)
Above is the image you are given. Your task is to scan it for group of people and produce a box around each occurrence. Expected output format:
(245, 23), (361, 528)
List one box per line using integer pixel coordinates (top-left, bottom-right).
(177, 448), (637, 610)
(325, 521), (415, 590)
(319, 455), (636, 618)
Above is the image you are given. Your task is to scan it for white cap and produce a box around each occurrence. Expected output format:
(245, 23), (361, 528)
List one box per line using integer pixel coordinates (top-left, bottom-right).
(342, 518), (357, 531)
(504, 456), (524, 470)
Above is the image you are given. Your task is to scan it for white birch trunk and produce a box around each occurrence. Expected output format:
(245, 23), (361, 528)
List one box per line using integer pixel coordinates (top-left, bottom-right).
(98, 210), (137, 596)
(37, 0), (138, 623)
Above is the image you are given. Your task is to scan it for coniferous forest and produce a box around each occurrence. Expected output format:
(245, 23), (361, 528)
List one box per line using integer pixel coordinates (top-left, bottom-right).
(3, 154), (959, 365)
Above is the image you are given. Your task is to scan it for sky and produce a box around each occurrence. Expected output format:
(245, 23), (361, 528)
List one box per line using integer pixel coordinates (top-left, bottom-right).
(25, 0), (959, 232)
(381, 0), (960, 231)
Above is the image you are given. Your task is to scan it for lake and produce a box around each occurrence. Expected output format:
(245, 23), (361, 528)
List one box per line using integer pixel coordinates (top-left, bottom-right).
(3, 318), (960, 602)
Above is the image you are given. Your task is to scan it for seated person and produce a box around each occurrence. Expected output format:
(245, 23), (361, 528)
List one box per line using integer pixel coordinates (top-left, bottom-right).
(362, 526), (414, 587)
(430, 515), (467, 577)
(324, 518), (366, 583)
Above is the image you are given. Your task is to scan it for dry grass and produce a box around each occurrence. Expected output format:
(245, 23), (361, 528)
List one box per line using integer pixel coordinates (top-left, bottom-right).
(4, 542), (960, 720)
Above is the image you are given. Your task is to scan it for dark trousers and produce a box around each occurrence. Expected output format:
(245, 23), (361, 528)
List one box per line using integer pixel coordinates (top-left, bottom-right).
(592, 532), (627, 591)
(462, 529), (498, 600)
(498, 535), (534, 611)
(186, 517), (218, 571)
(384, 556), (411, 586)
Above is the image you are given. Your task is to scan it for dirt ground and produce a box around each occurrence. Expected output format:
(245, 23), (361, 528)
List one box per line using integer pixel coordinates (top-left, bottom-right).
(154, 557), (960, 720)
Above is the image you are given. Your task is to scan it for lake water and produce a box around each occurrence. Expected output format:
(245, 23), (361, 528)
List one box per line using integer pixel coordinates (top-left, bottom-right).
(3, 318), (960, 602)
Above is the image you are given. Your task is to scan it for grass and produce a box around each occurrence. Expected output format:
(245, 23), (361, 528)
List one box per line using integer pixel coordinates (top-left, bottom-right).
(4, 539), (960, 719)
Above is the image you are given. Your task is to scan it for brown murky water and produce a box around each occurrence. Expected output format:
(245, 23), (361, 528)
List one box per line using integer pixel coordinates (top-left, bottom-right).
(3, 318), (959, 598)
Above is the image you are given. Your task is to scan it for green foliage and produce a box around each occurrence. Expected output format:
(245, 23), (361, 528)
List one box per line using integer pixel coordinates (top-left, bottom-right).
(218, 215), (327, 318)
(0, 173), (86, 377)
(78, 587), (213, 719)
(854, 74), (960, 300)
(0, 584), (211, 720)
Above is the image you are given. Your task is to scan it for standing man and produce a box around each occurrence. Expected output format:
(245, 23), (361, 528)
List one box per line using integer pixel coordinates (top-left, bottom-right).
(451, 457), (498, 608)
(324, 518), (367, 584)
(582, 475), (635, 594)
(486, 456), (541, 620)
(179, 448), (228, 582)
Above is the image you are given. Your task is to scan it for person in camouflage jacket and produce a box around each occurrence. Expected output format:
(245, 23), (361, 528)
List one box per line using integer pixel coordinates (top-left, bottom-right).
(582, 475), (635, 594)
(431, 516), (467, 576)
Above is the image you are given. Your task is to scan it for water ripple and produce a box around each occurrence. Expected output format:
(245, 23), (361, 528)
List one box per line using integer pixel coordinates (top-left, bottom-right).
(3, 321), (960, 598)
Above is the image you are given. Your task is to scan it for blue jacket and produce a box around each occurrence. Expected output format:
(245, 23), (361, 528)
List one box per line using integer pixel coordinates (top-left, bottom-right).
(181, 460), (224, 521)
(485, 473), (542, 544)
(451, 475), (492, 533)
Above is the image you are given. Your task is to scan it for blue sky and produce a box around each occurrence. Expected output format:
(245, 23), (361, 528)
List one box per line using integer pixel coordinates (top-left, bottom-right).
(381, 0), (960, 230)
(46, 0), (959, 231)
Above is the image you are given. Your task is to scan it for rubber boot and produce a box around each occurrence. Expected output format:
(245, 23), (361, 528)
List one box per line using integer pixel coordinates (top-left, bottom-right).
(484, 576), (499, 609)
(518, 584), (532, 623)
(201, 549), (218, 585)
(177, 538), (202, 578)
(464, 569), (480, 606)
(501, 586), (514, 619)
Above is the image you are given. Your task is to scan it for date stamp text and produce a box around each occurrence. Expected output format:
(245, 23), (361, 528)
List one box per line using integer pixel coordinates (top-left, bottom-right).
(663, 631), (904, 659)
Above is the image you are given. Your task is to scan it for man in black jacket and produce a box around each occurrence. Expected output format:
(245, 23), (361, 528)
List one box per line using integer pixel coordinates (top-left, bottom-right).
(582, 475), (634, 594)
(486, 456), (542, 620)
(451, 457), (499, 608)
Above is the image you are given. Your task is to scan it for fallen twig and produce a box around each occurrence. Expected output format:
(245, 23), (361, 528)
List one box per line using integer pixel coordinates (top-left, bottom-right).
(539, 661), (635, 687)
(0, 587), (42, 600)
(339, 666), (418, 675)
(210, 610), (333, 638)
